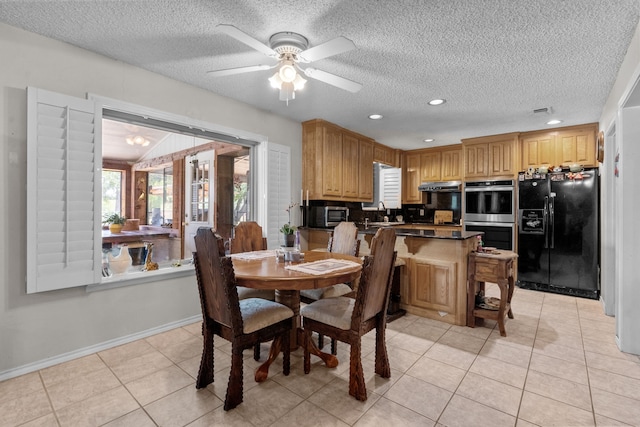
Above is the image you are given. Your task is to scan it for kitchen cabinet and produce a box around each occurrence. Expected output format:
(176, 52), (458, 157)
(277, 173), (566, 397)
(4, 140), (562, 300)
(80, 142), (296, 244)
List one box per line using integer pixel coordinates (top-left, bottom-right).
(521, 133), (555, 169)
(402, 145), (462, 203)
(303, 119), (374, 201)
(357, 137), (374, 200)
(520, 123), (598, 169)
(409, 257), (457, 314)
(301, 228), (331, 251)
(462, 132), (519, 179)
(463, 144), (488, 178)
(374, 142), (398, 167)
(441, 148), (462, 181)
(420, 151), (441, 182)
(342, 132), (359, 199)
(403, 153), (422, 204)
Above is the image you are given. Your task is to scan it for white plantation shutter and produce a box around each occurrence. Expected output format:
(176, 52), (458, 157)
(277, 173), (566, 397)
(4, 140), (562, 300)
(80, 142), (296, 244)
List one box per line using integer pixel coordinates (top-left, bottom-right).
(265, 143), (291, 249)
(26, 87), (102, 293)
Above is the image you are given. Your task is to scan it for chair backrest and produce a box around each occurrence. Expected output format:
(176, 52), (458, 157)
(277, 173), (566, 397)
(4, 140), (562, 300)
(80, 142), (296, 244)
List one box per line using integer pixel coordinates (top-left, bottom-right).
(193, 227), (241, 330)
(328, 221), (360, 256)
(231, 221), (267, 254)
(353, 227), (397, 324)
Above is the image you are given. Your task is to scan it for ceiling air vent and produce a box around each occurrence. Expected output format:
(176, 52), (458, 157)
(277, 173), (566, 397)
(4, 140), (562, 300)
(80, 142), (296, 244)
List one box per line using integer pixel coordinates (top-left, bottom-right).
(533, 107), (552, 114)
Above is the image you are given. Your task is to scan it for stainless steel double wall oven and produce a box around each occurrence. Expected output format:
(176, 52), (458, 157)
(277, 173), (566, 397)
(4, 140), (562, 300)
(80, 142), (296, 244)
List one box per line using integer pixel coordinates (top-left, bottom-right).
(463, 180), (516, 251)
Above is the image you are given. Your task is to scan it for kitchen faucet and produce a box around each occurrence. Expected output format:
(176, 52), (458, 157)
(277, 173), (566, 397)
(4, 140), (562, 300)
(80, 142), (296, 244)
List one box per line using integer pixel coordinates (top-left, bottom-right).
(378, 201), (386, 211)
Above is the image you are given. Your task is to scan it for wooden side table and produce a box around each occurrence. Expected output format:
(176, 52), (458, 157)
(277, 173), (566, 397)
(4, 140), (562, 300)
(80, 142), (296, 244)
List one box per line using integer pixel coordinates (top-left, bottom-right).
(467, 250), (518, 336)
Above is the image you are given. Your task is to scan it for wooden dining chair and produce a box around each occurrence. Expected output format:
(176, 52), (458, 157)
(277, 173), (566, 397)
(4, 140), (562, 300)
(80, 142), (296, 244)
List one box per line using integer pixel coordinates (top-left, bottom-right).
(230, 221), (275, 301)
(193, 227), (293, 410)
(300, 221), (360, 352)
(230, 221), (276, 360)
(301, 227), (397, 401)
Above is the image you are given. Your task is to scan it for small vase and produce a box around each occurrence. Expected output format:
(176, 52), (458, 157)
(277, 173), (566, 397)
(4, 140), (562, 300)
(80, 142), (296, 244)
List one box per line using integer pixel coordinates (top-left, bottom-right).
(284, 233), (295, 247)
(109, 223), (123, 234)
(108, 245), (132, 274)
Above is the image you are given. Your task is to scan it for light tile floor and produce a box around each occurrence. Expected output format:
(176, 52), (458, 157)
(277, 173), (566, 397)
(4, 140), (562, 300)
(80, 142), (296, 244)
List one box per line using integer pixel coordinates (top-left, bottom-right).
(2, 286), (640, 426)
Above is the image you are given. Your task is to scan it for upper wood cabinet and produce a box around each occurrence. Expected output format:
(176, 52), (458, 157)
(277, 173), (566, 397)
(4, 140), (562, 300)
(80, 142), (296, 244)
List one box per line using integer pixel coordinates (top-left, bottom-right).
(402, 145), (462, 203)
(462, 132), (519, 179)
(403, 152), (421, 204)
(373, 142), (399, 167)
(342, 132), (360, 199)
(420, 151), (441, 182)
(441, 148), (462, 181)
(520, 123), (598, 170)
(302, 119), (374, 202)
(357, 136), (374, 200)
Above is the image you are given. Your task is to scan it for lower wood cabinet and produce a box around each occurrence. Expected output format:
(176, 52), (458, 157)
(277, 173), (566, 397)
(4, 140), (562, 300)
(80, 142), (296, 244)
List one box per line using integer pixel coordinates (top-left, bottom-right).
(409, 257), (457, 313)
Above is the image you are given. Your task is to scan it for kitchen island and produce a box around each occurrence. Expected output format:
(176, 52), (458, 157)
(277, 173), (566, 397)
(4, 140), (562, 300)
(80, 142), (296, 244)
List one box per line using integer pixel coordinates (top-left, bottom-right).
(302, 225), (482, 326)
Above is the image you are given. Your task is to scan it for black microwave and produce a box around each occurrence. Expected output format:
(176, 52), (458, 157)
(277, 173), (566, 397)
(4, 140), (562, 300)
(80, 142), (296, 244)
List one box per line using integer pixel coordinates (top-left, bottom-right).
(308, 206), (349, 227)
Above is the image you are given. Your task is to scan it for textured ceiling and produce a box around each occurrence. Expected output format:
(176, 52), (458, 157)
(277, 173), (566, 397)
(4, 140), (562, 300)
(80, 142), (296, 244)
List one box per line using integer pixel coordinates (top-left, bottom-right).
(2, 0), (639, 150)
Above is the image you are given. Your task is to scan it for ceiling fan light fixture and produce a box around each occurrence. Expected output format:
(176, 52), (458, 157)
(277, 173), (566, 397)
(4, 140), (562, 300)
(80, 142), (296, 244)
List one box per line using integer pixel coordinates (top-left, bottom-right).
(292, 73), (307, 90)
(268, 72), (283, 89)
(279, 82), (295, 103)
(278, 63), (297, 83)
(126, 135), (150, 147)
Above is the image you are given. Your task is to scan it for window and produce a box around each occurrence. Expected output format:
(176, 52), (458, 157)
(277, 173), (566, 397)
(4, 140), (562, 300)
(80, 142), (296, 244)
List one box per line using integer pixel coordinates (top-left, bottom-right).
(27, 88), (267, 293)
(102, 169), (124, 217)
(147, 168), (173, 226)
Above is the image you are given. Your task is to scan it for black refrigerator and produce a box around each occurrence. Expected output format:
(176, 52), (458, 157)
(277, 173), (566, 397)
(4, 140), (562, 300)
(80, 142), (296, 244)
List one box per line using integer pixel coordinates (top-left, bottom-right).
(517, 169), (599, 299)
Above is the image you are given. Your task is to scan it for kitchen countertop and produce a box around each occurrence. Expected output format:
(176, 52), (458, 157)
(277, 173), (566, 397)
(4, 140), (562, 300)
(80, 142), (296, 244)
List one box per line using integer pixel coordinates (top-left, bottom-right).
(356, 226), (481, 240)
(300, 223), (484, 240)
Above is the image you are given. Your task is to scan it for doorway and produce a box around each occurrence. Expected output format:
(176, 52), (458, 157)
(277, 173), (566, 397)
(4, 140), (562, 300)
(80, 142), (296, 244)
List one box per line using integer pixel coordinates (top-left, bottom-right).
(184, 151), (214, 257)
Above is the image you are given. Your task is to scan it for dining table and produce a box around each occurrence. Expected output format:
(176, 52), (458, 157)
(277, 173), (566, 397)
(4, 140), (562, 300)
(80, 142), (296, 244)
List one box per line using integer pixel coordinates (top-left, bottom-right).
(231, 250), (362, 382)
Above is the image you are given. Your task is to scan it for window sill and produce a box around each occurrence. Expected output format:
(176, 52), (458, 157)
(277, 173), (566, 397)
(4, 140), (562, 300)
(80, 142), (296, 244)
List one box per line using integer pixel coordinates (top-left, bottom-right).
(86, 260), (195, 293)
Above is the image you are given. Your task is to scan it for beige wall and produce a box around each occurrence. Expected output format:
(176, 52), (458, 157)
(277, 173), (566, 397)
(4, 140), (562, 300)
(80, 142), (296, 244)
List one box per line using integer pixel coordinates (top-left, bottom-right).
(0, 23), (301, 376)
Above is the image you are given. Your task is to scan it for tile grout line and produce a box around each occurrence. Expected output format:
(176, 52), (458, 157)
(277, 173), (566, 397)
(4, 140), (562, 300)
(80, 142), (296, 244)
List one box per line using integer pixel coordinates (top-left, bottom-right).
(511, 289), (543, 427)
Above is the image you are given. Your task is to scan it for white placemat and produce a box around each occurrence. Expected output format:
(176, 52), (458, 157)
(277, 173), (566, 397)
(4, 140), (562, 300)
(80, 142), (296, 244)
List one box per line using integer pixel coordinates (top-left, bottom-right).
(229, 250), (277, 260)
(284, 259), (361, 275)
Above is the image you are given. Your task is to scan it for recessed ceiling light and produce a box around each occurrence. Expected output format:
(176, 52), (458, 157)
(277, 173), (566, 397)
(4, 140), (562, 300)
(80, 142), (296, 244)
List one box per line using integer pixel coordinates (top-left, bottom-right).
(546, 119), (563, 125)
(368, 114), (383, 120)
(428, 99), (446, 106)
(423, 138), (434, 143)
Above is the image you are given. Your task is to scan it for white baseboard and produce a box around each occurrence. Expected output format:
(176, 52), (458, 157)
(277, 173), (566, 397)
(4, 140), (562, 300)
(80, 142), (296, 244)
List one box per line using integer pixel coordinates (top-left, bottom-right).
(0, 315), (202, 382)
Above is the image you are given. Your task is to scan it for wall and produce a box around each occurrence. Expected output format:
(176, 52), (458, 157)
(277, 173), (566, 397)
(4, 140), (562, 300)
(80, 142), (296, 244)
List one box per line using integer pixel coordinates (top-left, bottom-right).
(0, 23), (302, 377)
(599, 20), (640, 354)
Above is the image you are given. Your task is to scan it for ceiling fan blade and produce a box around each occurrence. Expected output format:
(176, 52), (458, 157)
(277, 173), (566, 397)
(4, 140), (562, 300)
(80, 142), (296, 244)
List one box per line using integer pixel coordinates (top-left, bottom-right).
(302, 68), (363, 93)
(207, 64), (275, 77)
(298, 36), (356, 62)
(217, 24), (277, 57)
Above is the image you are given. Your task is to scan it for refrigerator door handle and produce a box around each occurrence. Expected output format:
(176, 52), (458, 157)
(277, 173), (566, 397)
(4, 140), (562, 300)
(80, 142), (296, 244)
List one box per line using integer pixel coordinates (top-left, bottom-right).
(549, 195), (555, 248)
(543, 196), (549, 248)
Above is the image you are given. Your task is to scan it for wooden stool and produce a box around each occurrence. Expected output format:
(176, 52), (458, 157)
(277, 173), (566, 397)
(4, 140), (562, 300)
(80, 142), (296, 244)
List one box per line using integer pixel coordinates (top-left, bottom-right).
(467, 250), (518, 336)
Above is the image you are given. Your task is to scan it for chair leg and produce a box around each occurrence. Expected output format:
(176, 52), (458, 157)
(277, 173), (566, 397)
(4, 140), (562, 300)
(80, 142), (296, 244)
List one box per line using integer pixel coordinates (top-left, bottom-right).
(282, 329), (291, 376)
(224, 346), (244, 411)
(348, 338), (367, 401)
(318, 333), (324, 349)
(374, 323), (391, 378)
(253, 342), (261, 361)
(331, 338), (337, 355)
(303, 328), (312, 374)
(196, 320), (214, 389)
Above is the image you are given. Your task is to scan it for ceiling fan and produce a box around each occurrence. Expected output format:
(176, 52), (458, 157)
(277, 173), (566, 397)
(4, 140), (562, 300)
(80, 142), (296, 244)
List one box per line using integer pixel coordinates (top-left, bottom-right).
(209, 24), (363, 103)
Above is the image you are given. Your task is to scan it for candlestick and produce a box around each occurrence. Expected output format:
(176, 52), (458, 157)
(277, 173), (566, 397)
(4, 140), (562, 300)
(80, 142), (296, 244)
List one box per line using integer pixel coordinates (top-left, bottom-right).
(306, 190), (309, 206)
(300, 189), (303, 207)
